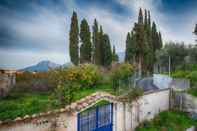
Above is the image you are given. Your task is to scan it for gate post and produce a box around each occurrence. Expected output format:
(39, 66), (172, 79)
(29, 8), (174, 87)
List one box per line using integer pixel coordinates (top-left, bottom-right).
(77, 113), (80, 131)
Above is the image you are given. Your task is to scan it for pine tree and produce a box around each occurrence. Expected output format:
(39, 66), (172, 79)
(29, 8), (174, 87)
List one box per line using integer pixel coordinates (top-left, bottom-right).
(69, 11), (79, 65)
(112, 45), (119, 62)
(79, 19), (92, 63)
(102, 34), (112, 66)
(92, 19), (99, 63)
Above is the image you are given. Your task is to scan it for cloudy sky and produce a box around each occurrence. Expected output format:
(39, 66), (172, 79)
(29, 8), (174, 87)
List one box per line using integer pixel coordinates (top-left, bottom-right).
(0, 0), (197, 69)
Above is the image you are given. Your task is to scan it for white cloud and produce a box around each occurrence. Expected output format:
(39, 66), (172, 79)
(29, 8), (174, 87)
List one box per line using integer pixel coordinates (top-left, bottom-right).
(0, 0), (196, 69)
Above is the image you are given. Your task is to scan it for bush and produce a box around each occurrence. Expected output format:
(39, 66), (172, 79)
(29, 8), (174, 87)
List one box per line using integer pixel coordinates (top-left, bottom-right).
(52, 64), (101, 105)
(171, 70), (190, 78)
(187, 71), (197, 87)
(78, 64), (101, 87)
(110, 63), (134, 91)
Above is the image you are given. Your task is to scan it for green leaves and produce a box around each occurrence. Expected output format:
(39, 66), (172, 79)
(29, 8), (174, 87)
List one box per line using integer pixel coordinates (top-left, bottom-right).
(69, 11), (79, 65)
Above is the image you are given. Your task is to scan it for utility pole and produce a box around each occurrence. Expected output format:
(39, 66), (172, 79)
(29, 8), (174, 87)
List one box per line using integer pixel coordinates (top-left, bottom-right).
(168, 56), (171, 77)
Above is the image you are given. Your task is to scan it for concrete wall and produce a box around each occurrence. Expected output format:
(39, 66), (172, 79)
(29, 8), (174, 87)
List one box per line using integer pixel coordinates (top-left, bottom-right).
(0, 112), (77, 131)
(113, 89), (170, 131)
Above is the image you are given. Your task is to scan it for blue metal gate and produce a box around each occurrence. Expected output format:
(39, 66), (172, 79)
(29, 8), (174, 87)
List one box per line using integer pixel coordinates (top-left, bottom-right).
(78, 103), (113, 131)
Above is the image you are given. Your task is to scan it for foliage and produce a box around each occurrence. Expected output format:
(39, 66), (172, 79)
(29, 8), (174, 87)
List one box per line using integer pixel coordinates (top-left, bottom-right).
(0, 83), (114, 121)
(125, 8), (163, 75)
(112, 45), (119, 62)
(102, 34), (112, 67)
(80, 19), (92, 63)
(171, 70), (197, 86)
(110, 63), (134, 91)
(52, 64), (101, 105)
(156, 42), (197, 72)
(119, 87), (143, 102)
(171, 70), (190, 78)
(0, 91), (60, 121)
(187, 88), (197, 97)
(78, 64), (101, 87)
(92, 19), (99, 64)
(55, 81), (80, 105)
(136, 111), (197, 131)
(69, 11), (79, 65)
(187, 71), (197, 86)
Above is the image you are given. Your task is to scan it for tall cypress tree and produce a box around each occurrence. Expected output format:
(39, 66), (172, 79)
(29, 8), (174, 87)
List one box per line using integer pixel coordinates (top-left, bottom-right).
(94, 26), (103, 65)
(152, 22), (158, 53)
(112, 45), (119, 62)
(69, 11), (79, 65)
(92, 19), (99, 63)
(158, 32), (163, 49)
(125, 32), (136, 63)
(80, 19), (92, 63)
(102, 34), (112, 66)
(134, 8), (148, 76)
(125, 32), (131, 62)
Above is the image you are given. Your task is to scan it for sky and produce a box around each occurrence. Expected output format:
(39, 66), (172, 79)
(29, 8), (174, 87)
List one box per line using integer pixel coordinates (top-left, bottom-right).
(0, 0), (197, 69)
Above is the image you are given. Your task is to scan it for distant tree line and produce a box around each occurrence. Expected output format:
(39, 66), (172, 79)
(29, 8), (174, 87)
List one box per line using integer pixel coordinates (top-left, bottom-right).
(125, 8), (163, 76)
(156, 42), (197, 72)
(69, 12), (118, 67)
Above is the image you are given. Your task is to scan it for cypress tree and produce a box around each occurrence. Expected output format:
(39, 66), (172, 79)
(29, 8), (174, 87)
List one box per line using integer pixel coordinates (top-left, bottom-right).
(152, 22), (158, 52)
(138, 8), (143, 24)
(92, 19), (99, 63)
(79, 19), (92, 63)
(125, 32), (131, 62)
(95, 26), (103, 65)
(112, 45), (119, 62)
(144, 9), (148, 29)
(158, 32), (163, 49)
(125, 32), (137, 63)
(102, 34), (112, 66)
(69, 11), (79, 65)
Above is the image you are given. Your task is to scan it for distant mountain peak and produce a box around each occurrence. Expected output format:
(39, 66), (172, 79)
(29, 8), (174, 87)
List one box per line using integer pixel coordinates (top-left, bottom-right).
(20, 60), (60, 72)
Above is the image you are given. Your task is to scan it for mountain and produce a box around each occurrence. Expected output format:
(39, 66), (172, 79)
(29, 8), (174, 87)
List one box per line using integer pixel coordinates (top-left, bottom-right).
(20, 60), (60, 72)
(117, 52), (125, 62)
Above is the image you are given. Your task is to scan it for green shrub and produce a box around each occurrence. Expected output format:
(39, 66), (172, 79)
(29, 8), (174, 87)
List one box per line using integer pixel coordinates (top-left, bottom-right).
(187, 71), (197, 86)
(110, 63), (134, 91)
(136, 111), (197, 131)
(171, 70), (190, 78)
(78, 64), (101, 87)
